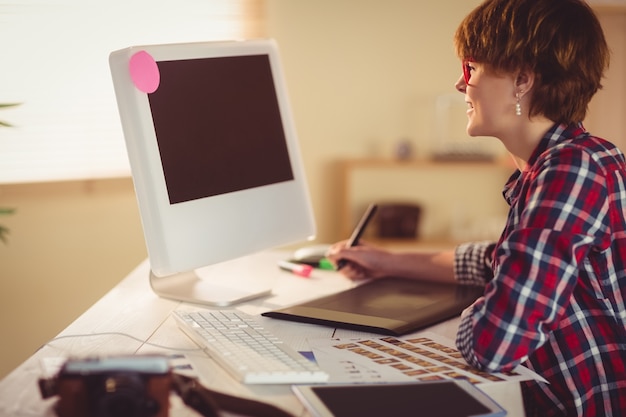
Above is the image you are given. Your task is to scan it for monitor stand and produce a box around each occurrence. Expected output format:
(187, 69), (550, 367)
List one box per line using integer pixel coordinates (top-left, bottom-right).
(149, 253), (275, 307)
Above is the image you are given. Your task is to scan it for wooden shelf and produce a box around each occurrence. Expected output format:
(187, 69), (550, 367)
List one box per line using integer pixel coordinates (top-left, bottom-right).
(339, 158), (513, 241)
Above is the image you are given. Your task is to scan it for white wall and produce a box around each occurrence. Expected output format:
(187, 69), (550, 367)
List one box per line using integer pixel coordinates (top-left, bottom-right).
(0, 179), (147, 378)
(265, 0), (488, 243)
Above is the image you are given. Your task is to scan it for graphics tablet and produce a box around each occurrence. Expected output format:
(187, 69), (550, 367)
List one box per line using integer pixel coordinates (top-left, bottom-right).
(293, 380), (506, 417)
(262, 278), (484, 335)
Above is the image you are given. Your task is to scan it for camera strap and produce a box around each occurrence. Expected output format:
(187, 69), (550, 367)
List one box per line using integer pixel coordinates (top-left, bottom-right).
(172, 373), (296, 417)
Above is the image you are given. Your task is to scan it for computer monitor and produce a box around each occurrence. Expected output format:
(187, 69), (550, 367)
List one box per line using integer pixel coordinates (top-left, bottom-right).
(109, 39), (315, 306)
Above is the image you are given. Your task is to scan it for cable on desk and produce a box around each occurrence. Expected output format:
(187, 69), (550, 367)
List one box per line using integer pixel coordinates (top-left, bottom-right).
(42, 332), (204, 352)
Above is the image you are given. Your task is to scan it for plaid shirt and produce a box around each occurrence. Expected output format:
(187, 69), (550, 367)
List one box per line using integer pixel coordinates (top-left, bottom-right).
(454, 123), (626, 417)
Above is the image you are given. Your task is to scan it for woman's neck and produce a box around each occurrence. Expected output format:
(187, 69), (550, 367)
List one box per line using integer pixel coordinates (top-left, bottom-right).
(503, 117), (555, 171)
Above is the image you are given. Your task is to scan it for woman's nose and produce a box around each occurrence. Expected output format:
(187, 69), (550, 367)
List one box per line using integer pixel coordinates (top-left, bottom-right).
(455, 75), (466, 93)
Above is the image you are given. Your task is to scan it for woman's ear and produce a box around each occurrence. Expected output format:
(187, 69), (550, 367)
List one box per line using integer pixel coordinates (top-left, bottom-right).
(515, 68), (535, 97)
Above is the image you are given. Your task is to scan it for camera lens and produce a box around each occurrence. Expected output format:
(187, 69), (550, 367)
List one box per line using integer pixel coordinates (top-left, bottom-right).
(93, 374), (160, 417)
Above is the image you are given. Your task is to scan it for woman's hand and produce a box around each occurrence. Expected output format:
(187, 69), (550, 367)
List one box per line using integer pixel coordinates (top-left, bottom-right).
(326, 241), (458, 284)
(461, 296), (484, 319)
(326, 240), (393, 281)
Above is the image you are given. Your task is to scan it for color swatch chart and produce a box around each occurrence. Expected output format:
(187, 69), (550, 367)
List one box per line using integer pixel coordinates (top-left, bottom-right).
(309, 332), (542, 384)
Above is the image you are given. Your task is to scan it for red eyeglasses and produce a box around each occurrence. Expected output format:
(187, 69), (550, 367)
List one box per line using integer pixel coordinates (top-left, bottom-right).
(462, 59), (474, 84)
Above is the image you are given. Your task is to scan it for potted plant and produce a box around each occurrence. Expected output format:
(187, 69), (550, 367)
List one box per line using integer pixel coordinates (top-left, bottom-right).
(1, 103), (19, 243)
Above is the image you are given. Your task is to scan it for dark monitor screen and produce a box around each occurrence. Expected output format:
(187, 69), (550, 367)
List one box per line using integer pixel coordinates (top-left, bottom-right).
(149, 55), (294, 204)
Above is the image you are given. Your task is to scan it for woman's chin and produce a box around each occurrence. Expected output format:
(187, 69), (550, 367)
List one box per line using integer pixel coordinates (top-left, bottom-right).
(466, 126), (481, 137)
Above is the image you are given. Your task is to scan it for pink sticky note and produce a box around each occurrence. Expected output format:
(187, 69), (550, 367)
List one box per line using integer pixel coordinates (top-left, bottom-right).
(129, 50), (160, 94)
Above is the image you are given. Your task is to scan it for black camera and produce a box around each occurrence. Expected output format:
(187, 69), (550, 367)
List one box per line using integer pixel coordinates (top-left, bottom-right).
(39, 355), (171, 417)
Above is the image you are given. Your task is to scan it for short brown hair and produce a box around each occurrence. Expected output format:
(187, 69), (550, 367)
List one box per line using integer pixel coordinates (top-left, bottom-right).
(454, 0), (609, 124)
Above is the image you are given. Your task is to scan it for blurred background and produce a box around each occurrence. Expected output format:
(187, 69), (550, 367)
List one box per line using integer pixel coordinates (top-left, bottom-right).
(1, 0), (624, 378)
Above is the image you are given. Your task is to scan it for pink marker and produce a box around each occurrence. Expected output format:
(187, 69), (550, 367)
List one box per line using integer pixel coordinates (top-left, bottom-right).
(278, 260), (313, 278)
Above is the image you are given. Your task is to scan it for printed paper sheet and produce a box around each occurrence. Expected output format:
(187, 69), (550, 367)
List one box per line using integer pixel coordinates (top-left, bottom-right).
(309, 332), (544, 385)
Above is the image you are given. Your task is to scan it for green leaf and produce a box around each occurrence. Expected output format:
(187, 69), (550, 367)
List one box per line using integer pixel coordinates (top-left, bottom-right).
(0, 225), (9, 244)
(0, 103), (21, 128)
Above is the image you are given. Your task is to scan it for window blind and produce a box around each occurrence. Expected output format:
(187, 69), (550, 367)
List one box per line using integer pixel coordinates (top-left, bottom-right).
(0, 0), (264, 184)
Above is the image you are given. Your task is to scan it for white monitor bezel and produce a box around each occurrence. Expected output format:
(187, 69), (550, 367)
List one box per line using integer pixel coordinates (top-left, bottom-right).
(109, 39), (315, 280)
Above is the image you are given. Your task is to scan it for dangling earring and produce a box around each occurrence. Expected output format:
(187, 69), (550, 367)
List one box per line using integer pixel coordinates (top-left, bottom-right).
(515, 92), (522, 116)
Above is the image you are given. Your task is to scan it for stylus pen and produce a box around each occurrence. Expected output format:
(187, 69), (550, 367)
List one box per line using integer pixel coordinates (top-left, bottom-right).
(337, 203), (378, 270)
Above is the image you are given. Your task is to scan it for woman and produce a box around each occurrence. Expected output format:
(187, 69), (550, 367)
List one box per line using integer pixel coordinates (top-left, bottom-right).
(327, 0), (626, 415)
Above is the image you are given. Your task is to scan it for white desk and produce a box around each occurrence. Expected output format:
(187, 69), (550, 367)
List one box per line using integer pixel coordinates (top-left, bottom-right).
(0, 251), (525, 417)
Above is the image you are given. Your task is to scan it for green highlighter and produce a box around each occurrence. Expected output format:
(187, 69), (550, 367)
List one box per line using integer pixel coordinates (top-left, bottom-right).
(318, 257), (335, 270)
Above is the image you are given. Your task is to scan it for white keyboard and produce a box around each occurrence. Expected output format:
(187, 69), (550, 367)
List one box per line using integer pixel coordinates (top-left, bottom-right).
(173, 310), (329, 384)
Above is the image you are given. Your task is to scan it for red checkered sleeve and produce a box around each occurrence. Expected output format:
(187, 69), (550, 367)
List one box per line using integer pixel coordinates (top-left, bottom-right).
(453, 241), (495, 286)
